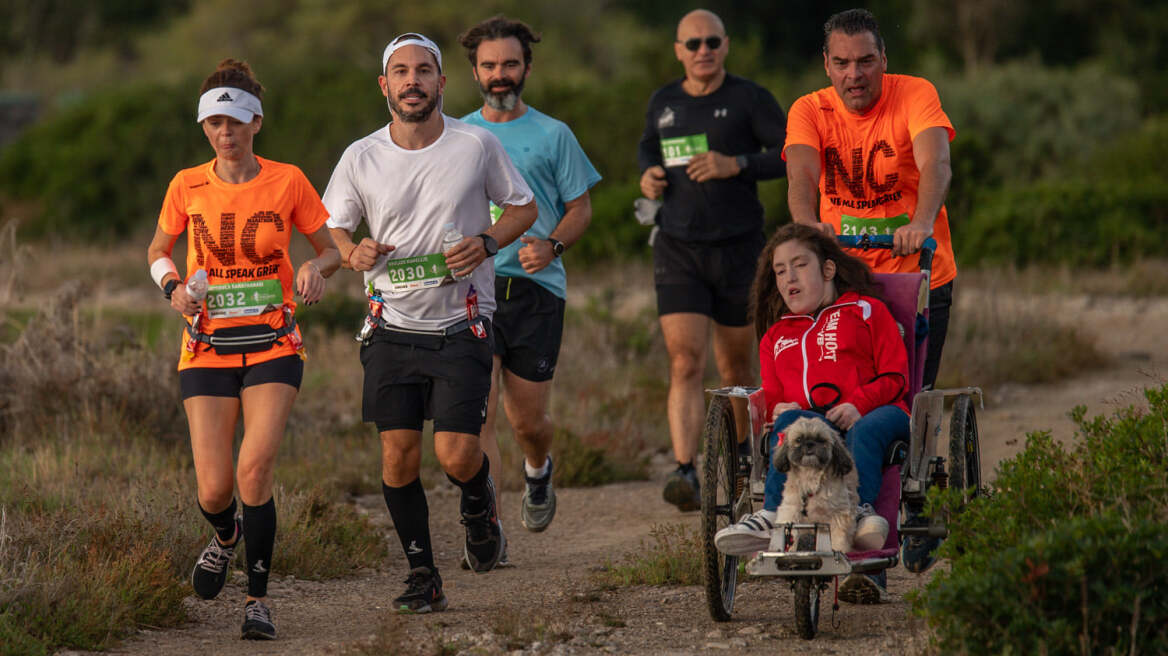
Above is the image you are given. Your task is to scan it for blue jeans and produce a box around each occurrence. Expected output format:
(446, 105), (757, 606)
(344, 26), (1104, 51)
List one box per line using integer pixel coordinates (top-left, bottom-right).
(762, 406), (909, 511)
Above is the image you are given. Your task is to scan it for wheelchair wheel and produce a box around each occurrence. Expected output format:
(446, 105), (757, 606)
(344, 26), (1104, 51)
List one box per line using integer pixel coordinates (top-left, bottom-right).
(793, 534), (820, 639)
(948, 393), (982, 502)
(701, 394), (741, 622)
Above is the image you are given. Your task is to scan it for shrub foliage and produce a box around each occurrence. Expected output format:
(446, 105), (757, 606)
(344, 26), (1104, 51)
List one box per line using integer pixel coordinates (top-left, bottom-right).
(915, 385), (1168, 654)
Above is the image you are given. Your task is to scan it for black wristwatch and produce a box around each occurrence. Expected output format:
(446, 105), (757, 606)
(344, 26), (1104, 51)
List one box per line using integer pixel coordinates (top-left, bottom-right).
(548, 238), (565, 257)
(163, 278), (180, 300)
(735, 154), (748, 172)
(478, 233), (499, 257)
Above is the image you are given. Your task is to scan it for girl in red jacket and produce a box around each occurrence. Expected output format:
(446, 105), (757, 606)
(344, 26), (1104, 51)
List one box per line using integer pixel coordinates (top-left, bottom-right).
(716, 223), (909, 603)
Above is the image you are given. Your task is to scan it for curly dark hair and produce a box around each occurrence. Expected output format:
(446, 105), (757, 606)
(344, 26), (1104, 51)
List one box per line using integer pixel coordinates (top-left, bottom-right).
(748, 223), (883, 339)
(458, 15), (541, 66)
(823, 8), (884, 54)
(199, 58), (264, 99)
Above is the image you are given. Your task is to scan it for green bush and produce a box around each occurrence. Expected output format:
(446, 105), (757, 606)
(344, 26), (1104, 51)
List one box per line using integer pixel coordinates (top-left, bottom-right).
(957, 177), (1168, 267)
(915, 385), (1168, 654)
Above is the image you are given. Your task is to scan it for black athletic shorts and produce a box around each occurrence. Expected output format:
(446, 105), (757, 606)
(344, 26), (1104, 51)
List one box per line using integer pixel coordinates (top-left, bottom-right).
(653, 229), (765, 326)
(179, 355), (304, 400)
(359, 320), (493, 436)
(493, 276), (566, 382)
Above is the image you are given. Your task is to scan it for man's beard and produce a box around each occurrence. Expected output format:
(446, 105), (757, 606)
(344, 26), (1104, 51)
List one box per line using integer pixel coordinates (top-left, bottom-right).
(479, 75), (526, 112)
(387, 87), (439, 123)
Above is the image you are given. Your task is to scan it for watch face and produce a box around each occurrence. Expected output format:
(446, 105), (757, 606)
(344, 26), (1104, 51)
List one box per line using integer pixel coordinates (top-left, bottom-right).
(552, 240), (565, 256)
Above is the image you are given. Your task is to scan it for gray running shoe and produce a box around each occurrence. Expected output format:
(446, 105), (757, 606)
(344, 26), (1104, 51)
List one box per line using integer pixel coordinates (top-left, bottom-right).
(663, 465), (701, 511)
(191, 516), (240, 600)
(241, 599), (276, 640)
(520, 456), (557, 532)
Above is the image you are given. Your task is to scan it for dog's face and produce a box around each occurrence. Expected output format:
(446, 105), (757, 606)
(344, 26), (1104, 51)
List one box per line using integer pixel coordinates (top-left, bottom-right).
(772, 416), (853, 477)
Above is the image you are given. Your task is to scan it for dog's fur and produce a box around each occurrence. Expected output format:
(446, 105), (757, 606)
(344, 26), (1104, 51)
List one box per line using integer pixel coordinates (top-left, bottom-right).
(772, 417), (859, 552)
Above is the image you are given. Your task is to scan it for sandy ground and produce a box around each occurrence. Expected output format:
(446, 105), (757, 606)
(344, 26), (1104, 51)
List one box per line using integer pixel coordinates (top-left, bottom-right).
(64, 284), (1168, 656)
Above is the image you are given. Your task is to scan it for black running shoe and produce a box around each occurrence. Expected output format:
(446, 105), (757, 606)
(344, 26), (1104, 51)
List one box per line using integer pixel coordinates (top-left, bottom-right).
(520, 456), (557, 533)
(241, 600), (276, 640)
(393, 566), (448, 613)
(460, 477), (505, 572)
(663, 465), (701, 512)
(191, 516), (240, 600)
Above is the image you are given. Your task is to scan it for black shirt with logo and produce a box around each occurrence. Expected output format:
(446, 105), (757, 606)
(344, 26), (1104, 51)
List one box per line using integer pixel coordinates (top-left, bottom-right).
(637, 74), (787, 242)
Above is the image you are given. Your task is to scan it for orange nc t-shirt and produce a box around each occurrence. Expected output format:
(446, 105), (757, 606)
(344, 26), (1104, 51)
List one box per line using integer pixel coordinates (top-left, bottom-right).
(783, 74), (956, 288)
(157, 156), (329, 369)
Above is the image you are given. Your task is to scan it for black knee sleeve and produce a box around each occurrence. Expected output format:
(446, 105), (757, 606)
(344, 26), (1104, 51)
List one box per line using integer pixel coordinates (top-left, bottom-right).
(242, 497), (276, 598)
(199, 498), (238, 544)
(447, 453), (491, 515)
(382, 478), (434, 571)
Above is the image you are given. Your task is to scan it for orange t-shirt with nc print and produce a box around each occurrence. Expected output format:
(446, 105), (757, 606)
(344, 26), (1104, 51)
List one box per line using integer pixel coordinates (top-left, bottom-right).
(783, 74), (956, 288)
(157, 156), (329, 369)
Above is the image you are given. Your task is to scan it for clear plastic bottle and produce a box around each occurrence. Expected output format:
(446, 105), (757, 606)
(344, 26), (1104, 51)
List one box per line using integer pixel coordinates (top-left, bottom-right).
(186, 269), (209, 301)
(442, 223), (465, 280)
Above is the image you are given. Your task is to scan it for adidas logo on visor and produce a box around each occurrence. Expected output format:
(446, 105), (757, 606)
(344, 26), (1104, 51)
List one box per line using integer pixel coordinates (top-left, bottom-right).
(217, 92), (233, 102)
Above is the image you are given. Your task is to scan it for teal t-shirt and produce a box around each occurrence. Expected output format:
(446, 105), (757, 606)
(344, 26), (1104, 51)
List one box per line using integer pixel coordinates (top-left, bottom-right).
(460, 107), (601, 299)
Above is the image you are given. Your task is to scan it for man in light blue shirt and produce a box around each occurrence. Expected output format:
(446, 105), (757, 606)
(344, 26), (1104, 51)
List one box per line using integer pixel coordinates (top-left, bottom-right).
(460, 15), (601, 541)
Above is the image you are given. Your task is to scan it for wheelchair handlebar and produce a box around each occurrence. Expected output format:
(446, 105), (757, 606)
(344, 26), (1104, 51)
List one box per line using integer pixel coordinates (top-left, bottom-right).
(836, 234), (937, 274)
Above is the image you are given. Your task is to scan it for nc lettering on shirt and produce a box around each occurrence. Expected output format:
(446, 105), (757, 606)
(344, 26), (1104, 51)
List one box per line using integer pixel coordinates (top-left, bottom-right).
(191, 211), (286, 267)
(817, 310), (842, 363)
(823, 140), (899, 198)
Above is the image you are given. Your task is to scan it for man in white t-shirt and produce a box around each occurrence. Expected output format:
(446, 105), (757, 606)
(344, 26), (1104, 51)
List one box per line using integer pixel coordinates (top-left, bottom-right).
(323, 32), (536, 614)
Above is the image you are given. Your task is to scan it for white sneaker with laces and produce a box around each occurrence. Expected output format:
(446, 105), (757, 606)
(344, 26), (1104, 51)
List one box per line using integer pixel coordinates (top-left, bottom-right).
(714, 509), (777, 556)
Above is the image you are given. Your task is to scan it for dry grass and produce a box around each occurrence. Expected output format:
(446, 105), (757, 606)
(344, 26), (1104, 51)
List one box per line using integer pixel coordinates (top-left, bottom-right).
(594, 522), (704, 587)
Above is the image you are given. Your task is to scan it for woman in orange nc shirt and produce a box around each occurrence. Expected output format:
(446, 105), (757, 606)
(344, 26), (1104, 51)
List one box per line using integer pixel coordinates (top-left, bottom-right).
(145, 59), (339, 641)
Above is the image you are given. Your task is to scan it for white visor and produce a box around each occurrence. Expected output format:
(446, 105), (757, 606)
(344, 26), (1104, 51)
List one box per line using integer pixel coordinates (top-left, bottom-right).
(381, 32), (443, 74)
(197, 87), (263, 124)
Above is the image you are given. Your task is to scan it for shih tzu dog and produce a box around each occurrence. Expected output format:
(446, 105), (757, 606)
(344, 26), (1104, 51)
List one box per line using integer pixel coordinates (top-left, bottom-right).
(772, 416), (860, 553)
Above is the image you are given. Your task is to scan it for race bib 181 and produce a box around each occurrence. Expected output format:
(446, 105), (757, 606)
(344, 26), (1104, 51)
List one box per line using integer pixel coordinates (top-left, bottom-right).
(661, 134), (709, 167)
(839, 213), (910, 237)
(206, 279), (283, 318)
(385, 253), (452, 292)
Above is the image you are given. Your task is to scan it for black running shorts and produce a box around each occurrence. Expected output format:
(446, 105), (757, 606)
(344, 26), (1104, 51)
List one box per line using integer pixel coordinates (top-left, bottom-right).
(653, 230), (765, 327)
(179, 355), (304, 400)
(492, 277), (566, 383)
(359, 320), (493, 436)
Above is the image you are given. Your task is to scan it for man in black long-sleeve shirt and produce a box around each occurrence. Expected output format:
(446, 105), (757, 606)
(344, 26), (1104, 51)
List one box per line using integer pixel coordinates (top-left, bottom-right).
(638, 8), (786, 511)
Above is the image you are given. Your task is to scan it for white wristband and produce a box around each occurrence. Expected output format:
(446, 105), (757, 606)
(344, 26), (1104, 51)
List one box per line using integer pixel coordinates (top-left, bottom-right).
(150, 257), (179, 289)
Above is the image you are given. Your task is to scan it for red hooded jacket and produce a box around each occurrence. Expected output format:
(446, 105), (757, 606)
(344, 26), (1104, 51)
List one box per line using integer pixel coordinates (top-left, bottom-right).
(759, 291), (909, 419)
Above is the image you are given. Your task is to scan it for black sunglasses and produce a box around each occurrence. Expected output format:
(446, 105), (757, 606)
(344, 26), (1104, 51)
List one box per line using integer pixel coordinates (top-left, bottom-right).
(679, 36), (723, 52)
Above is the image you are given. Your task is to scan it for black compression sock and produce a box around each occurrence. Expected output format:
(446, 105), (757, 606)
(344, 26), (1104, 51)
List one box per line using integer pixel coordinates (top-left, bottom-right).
(447, 453), (491, 516)
(199, 498), (238, 544)
(242, 497), (276, 598)
(382, 479), (434, 571)
(678, 461), (695, 473)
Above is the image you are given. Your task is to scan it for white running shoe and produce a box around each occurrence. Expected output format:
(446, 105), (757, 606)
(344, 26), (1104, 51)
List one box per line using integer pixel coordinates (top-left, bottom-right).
(714, 509), (777, 555)
(854, 503), (889, 551)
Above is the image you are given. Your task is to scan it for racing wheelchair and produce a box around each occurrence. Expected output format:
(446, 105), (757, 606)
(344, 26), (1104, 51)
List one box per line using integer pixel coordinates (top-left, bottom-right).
(698, 235), (983, 639)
